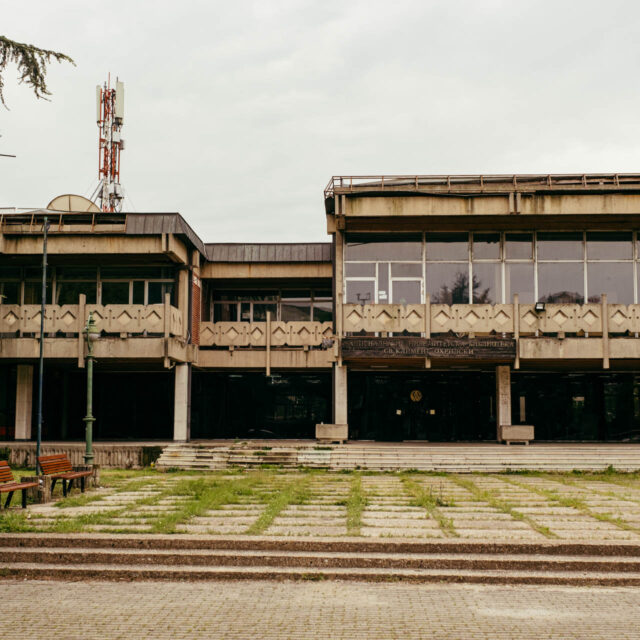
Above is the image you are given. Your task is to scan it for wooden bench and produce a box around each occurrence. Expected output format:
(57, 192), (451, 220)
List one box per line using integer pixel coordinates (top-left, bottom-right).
(0, 460), (38, 509)
(37, 454), (93, 497)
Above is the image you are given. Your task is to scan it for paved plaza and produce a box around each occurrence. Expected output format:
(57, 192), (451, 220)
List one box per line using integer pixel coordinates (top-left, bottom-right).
(0, 580), (639, 639)
(14, 469), (640, 541)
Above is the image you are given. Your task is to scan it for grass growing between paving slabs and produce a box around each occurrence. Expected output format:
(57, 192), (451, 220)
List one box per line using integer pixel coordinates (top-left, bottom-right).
(451, 475), (558, 539)
(401, 475), (458, 537)
(345, 473), (367, 536)
(501, 475), (640, 537)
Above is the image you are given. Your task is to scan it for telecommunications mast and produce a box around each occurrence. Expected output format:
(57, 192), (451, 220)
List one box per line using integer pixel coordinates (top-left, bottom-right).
(96, 76), (125, 212)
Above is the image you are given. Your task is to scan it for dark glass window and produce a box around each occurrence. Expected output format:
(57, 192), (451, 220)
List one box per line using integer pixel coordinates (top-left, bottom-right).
(23, 281), (52, 305)
(57, 267), (98, 280)
(505, 233), (533, 260)
(281, 301), (311, 321)
(505, 263), (534, 303)
(586, 232), (633, 260)
(537, 232), (583, 261)
(0, 282), (20, 304)
(426, 263), (469, 304)
(425, 233), (468, 261)
(56, 282), (96, 305)
(472, 233), (501, 260)
(472, 263), (501, 304)
(213, 303), (237, 322)
(588, 263), (634, 304)
(252, 303), (277, 321)
(148, 282), (175, 305)
(132, 281), (145, 304)
(538, 263), (584, 303)
(101, 282), (130, 305)
(312, 300), (333, 322)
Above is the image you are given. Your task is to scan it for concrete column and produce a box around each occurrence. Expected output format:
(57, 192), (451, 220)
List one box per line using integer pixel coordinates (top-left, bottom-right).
(15, 364), (34, 440)
(496, 365), (511, 436)
(333, 364), (348, 425)
(173, 363), (190, 441)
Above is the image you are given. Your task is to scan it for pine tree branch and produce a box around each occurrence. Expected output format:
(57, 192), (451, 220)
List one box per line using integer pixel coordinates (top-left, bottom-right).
(0, 35), (75, 107)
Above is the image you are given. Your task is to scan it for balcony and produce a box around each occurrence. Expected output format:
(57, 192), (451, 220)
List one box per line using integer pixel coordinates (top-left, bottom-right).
(200, 321), (334, 347)
(342, 302), (640, 336)
(0, 302), (184, 337)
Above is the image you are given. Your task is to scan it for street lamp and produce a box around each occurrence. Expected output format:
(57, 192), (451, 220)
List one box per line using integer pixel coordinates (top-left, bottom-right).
(83, 312), (100, 466)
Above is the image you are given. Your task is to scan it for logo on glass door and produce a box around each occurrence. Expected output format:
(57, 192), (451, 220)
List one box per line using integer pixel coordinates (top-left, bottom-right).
(410, 389), (423, 402)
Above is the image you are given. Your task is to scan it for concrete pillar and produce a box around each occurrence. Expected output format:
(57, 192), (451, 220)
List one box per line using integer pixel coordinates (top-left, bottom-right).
(333, 364), (348, 425)
(496, 365), (511, 436)
(173, 363), (190, 441)
(15, 364), (33, 440)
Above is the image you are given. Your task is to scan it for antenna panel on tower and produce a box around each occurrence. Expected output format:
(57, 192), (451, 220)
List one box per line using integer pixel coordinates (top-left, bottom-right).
(115, 81), (125, 121)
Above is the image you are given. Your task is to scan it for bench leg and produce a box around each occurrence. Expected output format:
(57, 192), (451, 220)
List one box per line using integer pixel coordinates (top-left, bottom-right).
(4, 491), (14, 509)
(67, 478), (74, 494)
(62, 479), (67, 498)
(81, 476), (85, 493)
(51, 478), (57, 495)
(21, 489), (27, 509)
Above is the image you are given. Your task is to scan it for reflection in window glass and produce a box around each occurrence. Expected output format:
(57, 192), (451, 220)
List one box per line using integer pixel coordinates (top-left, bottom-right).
(148, 282), (174, 305)
(588, 263), (634, 303)
(101, 282), (129, 304)
(312, 300), (333, 322)
(346, 280), (375, 304)
(213, 303), (237, 322)
(472, 233), (501, 260)
(537, 232), (583, 261)
(505, 263), (534, 303)
(252, 303), (278, 321)
(425, 233), (468, 261)
(538, 263), (584, 303)
(586, 232), (632, 260)
(426, 263), (469, 304)
(505, 233), (533, 260)
(472, 263), (501, 304)
(345, 263), (375, 277)
(345, 235), (422, 261)
(281, 302), (311, 321)
(392, 281), (421, 304)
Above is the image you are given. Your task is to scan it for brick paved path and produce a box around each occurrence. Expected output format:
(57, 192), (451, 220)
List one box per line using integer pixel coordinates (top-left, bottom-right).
(1, 580), (639, 639)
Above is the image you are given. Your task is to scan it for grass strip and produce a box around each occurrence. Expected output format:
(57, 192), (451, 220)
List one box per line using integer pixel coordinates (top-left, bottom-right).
(500, 475), (640, 535)
(245, 474), (311, 535)
(452, 475), (557, 539)
(401, 475), (458, 537)
(346, 473), (367, 536)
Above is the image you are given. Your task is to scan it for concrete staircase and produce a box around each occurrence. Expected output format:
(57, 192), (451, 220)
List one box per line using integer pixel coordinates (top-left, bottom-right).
(2, 534), (640, 585)
(156, 442), (640, 472)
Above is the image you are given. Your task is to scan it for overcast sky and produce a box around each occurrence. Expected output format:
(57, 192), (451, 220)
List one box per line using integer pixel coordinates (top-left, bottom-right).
(2, 1), (640, 243)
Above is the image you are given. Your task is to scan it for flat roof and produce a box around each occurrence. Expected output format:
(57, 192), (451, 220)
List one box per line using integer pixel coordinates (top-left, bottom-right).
(206, 243), (332, 263)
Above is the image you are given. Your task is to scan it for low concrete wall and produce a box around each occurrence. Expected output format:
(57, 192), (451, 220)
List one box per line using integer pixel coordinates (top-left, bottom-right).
(0, 443), (167, 469)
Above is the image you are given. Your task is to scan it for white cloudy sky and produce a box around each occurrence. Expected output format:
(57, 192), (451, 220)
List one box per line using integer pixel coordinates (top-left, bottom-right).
(2, 1), (640, 243)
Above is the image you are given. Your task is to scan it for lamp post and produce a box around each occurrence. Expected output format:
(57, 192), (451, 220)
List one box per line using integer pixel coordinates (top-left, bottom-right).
(83, 312), (99, 466)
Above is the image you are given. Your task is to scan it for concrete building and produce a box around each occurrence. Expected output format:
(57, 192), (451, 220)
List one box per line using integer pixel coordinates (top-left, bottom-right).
(3, 173), (640, 444)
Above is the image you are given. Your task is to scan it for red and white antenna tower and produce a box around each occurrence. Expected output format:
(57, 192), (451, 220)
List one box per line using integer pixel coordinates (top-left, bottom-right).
(96, 76), (125, 212)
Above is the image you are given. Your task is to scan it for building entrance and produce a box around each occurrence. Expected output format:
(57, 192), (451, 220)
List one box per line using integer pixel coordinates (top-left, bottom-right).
(348, 371), (496, 441)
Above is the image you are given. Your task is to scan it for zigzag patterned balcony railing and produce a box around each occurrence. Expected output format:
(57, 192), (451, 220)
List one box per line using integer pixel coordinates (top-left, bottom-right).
(0, 304), (183, 337)
(200, 321), (334, 347)
(342, 303), (640, 336)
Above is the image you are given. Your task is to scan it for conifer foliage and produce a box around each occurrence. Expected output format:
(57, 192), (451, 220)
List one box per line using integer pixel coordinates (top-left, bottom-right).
(0, 35), (74, 106)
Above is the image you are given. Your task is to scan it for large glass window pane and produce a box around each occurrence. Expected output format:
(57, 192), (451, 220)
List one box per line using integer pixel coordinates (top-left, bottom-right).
(57, 267), (97, 280)
(55, 282), (97, 305)
(346, 281), (375, 304)
(538, 263), (584, 303)
(132, 281), (144, 304)
(425, 233), (468, 261)
(391, 263), (422, 277)
(586, 232), (633, 260)
(0, 282), (19, 304)
(377, 263), (389, 302)
(505, 233), (533, 260)
(587, 263), (634, 303)
(345, 235), (422, 261)
(148, 282), (174, 305)
(505, 263), (534, 303)
(23, 281), (52, 305)
(537, 232), (583, 261)
(392, 281), (421, 304)
(345, 263), (375, 277)
(472, 233), (501, 260)
(312, 301), (333, 322)
(101, 282), (130, 304)
(472, 263), (502, 304)
(281, 302), (311, 321)
(213, 303), (237, 322)
(426, 263), (469, 304)
(253, 303), (277, 321)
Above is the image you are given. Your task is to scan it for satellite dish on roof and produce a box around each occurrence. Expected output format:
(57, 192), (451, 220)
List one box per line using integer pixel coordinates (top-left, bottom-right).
(47, 194), (101, 213)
